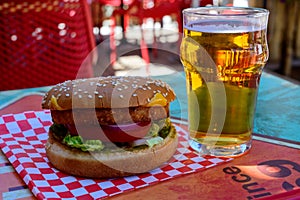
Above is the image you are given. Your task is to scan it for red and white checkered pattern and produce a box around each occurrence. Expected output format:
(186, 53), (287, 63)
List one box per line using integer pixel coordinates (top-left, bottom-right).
(0, 111), (232, 199)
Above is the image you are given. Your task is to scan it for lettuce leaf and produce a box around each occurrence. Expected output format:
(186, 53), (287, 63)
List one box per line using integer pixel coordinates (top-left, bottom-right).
(146, 136), (164, 148)
(147, 123), (160, 137)
(63, 134), (104, 152)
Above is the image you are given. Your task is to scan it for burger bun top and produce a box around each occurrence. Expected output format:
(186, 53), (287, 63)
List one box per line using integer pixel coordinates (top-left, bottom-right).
(42, 76), (176, 110)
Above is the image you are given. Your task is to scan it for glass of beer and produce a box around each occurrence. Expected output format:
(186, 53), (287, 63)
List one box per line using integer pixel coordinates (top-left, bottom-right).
(180, 7), (269, 157)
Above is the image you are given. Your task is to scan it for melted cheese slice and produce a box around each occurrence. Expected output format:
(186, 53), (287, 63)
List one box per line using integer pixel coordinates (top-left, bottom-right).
(147, 93), (167, 107)
(50, 96), (64, 110)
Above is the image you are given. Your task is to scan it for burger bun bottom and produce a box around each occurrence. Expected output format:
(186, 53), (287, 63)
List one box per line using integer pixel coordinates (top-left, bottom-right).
(45, 126), (178, 179)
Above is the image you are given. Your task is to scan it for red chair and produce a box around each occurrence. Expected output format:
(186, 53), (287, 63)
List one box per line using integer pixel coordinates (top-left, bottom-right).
(199, 0), (213, 6)
(110, 0), (189, 66)
(0, 0), (96, 91)
(91, 0), (134, 42)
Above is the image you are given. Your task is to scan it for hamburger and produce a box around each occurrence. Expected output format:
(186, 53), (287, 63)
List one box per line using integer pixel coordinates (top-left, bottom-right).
(42, 76), (178, 178)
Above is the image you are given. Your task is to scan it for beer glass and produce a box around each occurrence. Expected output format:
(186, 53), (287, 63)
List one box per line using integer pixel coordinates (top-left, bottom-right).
(180, 7), (269, 157)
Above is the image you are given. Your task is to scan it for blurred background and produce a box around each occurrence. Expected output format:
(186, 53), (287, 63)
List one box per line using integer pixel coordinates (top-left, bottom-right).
(89, 0), (300, 80)
(1, 0), (299, 91)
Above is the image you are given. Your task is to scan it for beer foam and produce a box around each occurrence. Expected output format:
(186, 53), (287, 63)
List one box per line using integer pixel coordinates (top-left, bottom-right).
(185, 20), (266, 33)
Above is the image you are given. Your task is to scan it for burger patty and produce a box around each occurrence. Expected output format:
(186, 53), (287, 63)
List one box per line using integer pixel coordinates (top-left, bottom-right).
(51, 106), (169, 125)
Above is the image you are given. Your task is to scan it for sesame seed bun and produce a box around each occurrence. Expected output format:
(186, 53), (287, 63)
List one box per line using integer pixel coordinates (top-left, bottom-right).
(42, 76), (178, 178)
(42, 76), (176, 110)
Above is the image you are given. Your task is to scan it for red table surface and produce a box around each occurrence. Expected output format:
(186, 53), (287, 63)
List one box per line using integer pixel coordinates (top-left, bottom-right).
(0, 94), (300, 200)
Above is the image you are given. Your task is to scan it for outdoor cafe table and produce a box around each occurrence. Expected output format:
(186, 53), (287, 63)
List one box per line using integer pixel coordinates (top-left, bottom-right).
(0, 70), (299, 200)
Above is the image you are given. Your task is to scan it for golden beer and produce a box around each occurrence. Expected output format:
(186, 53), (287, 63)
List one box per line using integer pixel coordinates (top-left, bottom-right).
(180, 16), (269, 156)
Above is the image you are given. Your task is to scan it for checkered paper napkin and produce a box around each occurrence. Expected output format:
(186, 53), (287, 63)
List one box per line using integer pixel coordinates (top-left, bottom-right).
(0, 111), (232, 199)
